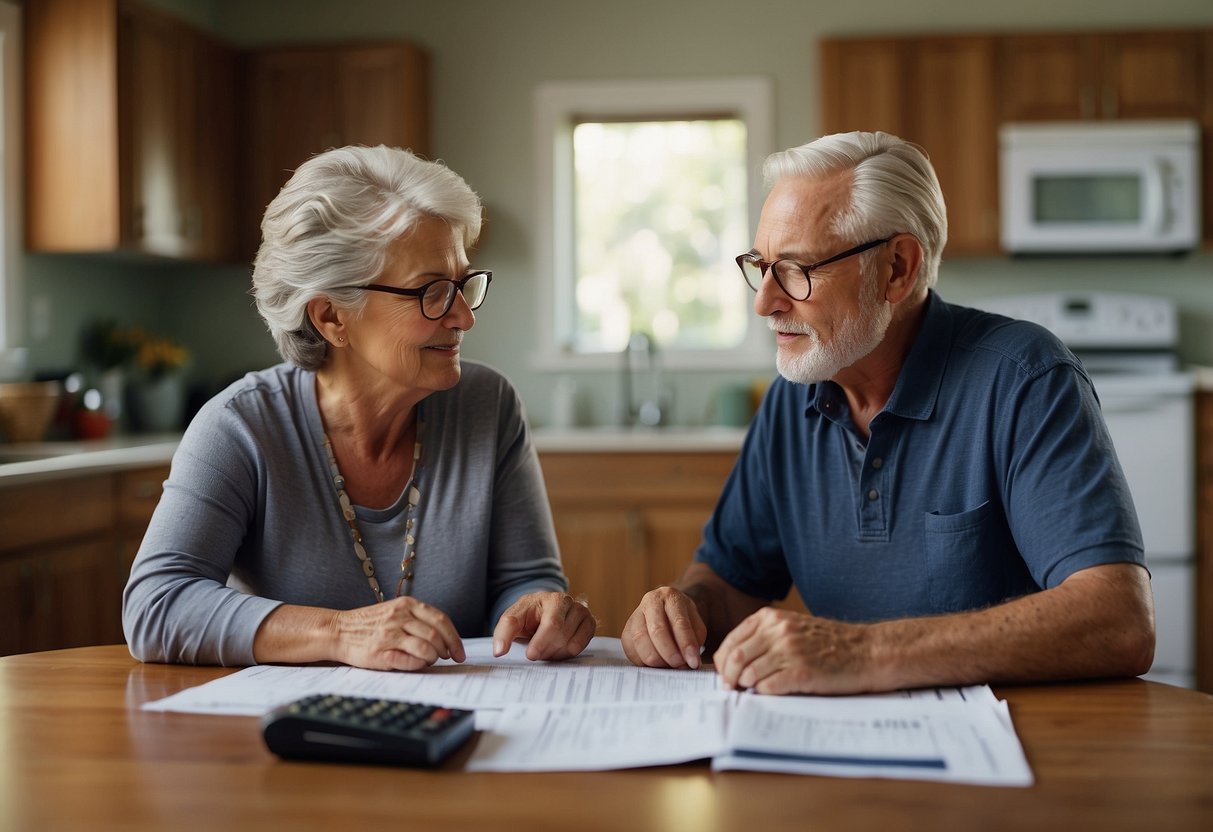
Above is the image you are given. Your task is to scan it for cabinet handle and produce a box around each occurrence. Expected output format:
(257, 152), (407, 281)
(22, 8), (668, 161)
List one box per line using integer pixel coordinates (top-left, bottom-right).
(1102, 86), (1118, 119)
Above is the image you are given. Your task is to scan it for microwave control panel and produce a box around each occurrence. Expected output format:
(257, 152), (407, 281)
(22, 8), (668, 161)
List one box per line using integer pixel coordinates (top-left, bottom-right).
(975, 292), (1177, 349)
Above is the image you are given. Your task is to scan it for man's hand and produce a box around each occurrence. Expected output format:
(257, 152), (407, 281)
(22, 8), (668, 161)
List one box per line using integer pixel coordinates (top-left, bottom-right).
(621, 586), (709, 669)
(492, 592), (596, 661)
(713, 607), (873, 694)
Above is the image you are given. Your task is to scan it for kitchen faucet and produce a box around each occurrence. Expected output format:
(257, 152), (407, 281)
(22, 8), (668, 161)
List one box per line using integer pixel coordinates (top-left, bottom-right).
(620, 331), (669, 427)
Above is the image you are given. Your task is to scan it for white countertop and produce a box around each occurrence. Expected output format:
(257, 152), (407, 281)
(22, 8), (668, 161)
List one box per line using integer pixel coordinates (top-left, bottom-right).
(1191, 365), (1213, 391)
(532, 426), (747, 453)
(0, 434), (181, 485)
(0, 425), (748, 485)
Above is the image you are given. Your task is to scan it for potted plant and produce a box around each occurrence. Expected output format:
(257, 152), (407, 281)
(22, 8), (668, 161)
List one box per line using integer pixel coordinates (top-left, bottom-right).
(126, 330), (191, 433)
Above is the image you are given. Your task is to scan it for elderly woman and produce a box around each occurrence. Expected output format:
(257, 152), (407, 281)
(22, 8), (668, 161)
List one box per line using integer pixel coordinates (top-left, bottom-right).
(123, 145), (594, 670)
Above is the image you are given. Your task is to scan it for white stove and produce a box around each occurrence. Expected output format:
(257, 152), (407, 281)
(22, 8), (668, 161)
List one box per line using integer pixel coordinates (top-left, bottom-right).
(977, 291), (1196, 688)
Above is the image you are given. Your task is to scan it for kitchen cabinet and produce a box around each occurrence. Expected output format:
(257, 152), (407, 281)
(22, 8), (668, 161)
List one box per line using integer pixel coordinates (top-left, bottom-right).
(1196, 389), (1213, 694)
(821, 35), (1000, 255)
(239, 43), (430, 259)
(998, 31), (1205, 122)
(539, 451), (807, 637)
(0, 464), (169, 656)
(821, 28), (1213, 253)
(1204, 31), (1213, 245)
(25, 0), (237, 261)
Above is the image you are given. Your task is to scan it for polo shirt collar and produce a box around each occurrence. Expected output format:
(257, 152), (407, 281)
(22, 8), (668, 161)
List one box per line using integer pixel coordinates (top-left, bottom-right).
(805, 289), (952, 422)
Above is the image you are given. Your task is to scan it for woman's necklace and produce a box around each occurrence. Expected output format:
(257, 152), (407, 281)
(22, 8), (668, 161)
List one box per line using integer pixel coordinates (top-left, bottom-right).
(322, 424), (422, 603)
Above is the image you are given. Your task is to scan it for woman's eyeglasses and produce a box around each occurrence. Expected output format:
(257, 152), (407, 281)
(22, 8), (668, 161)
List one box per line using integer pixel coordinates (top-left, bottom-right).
(336, 271), (492, 320)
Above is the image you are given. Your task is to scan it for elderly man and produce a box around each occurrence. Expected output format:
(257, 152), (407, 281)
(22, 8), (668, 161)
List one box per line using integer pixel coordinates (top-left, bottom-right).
(620, 131), (1154, 694)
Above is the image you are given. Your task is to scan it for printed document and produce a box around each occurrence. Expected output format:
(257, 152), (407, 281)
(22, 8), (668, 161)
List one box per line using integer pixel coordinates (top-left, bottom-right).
(142, 636), (718, 716)
(142, 636), (1031, 785)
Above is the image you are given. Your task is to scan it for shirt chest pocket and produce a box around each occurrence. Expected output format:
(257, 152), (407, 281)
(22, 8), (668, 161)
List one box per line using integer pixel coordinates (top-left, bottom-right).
(922, 500), (1022, 613)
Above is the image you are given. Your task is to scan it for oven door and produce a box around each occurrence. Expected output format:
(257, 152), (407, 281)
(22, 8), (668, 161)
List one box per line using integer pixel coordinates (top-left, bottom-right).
(1091, 373), (1194, 687)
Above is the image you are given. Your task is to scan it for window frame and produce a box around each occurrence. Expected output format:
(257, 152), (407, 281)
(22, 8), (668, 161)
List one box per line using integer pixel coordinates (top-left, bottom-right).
(532, 77), (775, 371)
(0, 0), (23, 358)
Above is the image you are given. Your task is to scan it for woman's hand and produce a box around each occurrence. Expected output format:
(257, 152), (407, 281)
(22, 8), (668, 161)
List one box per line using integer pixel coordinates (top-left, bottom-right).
(493, 592), (597, 661)
(329, 597), (466, 671)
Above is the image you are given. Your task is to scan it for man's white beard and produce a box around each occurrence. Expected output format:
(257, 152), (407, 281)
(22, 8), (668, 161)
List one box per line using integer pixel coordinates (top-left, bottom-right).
(771, 278), (893, 385)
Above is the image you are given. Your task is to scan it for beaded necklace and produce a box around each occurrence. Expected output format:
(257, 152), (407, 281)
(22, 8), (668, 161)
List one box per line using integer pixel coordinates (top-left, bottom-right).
(322, 424), (422, 603)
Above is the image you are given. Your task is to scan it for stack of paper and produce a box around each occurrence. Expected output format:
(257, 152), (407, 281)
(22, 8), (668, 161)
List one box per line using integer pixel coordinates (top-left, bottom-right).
(144, 636), (1032, 786)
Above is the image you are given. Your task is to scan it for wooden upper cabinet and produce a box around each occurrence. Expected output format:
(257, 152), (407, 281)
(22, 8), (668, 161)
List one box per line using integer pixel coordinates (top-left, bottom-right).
(240, 43), (430, 260)
(1000, 30), (1205, 122)
(820, 38), (909, 136)
(25, 0), (237, 261)
(820, 35), (1000, 255)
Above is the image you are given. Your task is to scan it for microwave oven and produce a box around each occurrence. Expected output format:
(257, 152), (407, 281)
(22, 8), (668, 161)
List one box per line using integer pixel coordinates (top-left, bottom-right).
(999, 120), (1200, 254)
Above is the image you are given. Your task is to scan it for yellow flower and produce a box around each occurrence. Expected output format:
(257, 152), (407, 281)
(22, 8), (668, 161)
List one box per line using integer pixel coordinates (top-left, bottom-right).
(135, 335), (190, 379)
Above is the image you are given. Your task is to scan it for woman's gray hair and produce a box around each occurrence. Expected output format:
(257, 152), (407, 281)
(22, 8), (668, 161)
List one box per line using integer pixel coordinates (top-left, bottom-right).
(762, 131), (947, 291)
(252, 145), (483, 369)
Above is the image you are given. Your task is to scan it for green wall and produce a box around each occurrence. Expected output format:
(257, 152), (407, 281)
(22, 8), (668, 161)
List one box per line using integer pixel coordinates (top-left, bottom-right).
(19, 0), (1213, 425)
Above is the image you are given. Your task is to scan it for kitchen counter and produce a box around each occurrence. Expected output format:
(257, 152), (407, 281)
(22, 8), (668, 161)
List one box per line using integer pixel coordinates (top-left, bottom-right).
(0, 435), (180, 485)
(0, 426), (749, 485)
(1192, 366), (1213, 392)
(532, 426), (747, 453)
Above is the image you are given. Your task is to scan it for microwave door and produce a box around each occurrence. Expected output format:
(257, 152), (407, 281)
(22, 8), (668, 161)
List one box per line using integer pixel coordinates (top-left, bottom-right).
(1016, 161), (1155, 251)
(1142, 158), (1176, 236)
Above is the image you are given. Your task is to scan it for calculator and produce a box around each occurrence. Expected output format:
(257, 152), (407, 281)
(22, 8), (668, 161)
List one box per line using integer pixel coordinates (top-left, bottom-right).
(261, 693), (477, 767)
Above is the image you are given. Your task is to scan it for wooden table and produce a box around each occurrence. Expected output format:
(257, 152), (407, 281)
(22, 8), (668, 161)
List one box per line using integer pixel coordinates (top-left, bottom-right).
(2, 646), (1211, 832)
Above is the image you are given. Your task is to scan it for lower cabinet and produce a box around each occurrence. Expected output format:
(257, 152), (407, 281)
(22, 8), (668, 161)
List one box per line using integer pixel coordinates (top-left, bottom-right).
(539, 451), (806, 638)
(0, 465), (169, 656)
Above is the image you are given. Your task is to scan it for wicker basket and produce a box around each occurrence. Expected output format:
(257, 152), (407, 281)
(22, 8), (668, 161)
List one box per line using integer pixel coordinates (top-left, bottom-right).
(0, 381), (61, 443)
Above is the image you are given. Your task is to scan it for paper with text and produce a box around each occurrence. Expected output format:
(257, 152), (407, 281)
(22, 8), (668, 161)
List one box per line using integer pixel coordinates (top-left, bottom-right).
(141, 636), (718, 716)
(712, 694), (1033, 786)
(467, 695), (733, 771)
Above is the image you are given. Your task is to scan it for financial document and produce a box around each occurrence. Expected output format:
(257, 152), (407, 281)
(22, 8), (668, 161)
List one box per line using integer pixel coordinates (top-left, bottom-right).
(143, 637), (1032, 785)
(142, 636), (718, 716)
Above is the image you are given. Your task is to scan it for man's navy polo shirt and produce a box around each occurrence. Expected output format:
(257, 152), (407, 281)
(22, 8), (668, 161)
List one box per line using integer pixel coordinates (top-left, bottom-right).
(696, 290), (1145, 621)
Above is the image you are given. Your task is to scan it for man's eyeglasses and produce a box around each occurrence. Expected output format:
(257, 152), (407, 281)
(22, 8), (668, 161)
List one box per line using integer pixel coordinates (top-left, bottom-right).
(735, 237), (892, 301)
(336, 270), (492, 320)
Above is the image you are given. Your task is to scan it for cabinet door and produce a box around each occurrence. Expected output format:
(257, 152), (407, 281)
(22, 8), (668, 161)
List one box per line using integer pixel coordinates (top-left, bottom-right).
(0, 557), (35, 656)
(240, 44), (430, 260)
(24, 0), (122, 252)
(40, 539), (126, 650)
(550, 508), (646, 638)
(118, 4), (235, 262)
(337, 46), (430, 157)
(0, 540), (122, 654)
(999, 34), (1098, 121)
(1000, 31), (1205, 122)
(1101, 32), (1204, 120)
(908, 37), (999, 254)
(180, 30), (238, 261)
(120, 4), (188, 257)
(642, 506), (710, 591)
(820, 38), (909, 136)
(242, 48), (340, 258)
(820, 35), (999, 255)
(1205, 31), (1213, 247)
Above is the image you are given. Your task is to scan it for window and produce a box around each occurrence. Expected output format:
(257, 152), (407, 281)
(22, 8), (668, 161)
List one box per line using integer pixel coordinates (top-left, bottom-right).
(0, 0), (22, 361)
(534, 78), (774, 370)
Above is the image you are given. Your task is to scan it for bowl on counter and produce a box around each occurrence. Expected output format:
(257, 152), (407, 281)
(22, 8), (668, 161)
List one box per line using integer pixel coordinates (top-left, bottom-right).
(0, 381), (61, 443)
